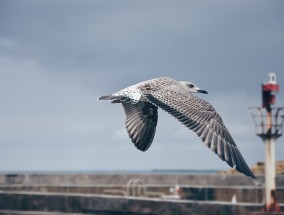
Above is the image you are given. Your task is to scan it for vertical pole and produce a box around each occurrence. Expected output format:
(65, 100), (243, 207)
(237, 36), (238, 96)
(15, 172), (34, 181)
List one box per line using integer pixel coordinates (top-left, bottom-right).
(264, 109), (276, 208)
(264, 137), (276, 206)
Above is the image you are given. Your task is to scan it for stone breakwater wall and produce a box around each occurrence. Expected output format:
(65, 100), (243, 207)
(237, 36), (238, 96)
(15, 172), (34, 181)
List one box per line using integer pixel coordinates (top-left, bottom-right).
(0, 173), (283, 203)
(0, 173), (276, 186)
(0, 173), (284, 215)
(0, 192), (265, 215)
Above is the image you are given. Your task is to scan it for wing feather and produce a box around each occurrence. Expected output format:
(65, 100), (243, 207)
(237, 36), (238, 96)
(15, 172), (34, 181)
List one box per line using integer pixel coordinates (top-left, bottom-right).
(122, 101), (158, 152)
(142, 91), (255, 178)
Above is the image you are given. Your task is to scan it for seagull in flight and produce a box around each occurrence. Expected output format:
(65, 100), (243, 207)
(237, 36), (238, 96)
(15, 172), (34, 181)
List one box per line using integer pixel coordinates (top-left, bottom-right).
(98, 77), (255, 178)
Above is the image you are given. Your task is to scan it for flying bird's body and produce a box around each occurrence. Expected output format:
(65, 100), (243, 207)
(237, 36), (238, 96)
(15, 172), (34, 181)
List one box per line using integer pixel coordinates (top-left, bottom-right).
(98, 77), (255, 179)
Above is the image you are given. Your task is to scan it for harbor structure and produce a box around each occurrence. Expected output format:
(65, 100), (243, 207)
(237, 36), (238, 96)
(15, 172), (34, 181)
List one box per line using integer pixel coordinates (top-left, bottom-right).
(249, 72), (284, 212)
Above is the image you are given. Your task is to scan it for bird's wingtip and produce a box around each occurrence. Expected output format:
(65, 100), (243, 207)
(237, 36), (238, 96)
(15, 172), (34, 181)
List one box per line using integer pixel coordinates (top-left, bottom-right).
(249, 172), (257, 179)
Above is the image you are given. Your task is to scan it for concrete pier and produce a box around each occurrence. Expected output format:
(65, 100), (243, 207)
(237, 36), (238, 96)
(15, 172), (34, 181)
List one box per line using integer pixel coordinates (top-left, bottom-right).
(0, 173), (283, 215)
(0, 191), (264, 215)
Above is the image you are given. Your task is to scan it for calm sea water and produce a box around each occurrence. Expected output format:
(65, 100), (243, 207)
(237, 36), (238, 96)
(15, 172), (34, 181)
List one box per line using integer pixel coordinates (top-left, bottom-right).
(0, 169), (219, 174)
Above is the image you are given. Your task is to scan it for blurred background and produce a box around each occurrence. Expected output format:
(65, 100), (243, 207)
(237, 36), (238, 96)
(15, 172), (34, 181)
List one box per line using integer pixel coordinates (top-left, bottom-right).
(0, 0), (283, 172)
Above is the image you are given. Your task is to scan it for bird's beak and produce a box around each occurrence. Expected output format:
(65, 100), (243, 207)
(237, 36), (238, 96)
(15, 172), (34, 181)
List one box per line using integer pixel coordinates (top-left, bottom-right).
(197, 89), (208, 94)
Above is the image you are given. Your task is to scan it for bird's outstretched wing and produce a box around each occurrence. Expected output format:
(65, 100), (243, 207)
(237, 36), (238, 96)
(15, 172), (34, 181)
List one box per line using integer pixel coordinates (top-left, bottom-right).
(142, 90), (255, 178)
(122, 101), (158, 151)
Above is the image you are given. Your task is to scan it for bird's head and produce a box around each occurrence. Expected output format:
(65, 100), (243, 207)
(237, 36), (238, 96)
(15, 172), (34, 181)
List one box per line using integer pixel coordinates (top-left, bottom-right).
(179, 81), (208, 94)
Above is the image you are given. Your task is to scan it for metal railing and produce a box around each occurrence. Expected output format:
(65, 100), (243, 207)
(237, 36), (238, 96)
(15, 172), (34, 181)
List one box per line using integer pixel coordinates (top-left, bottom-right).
(249, 107), (284, 139)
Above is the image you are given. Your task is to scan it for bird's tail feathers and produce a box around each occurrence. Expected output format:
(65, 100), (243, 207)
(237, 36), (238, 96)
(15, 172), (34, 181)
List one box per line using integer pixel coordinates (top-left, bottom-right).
(98, 95), (114, 100)
(98, 95), (130, 103)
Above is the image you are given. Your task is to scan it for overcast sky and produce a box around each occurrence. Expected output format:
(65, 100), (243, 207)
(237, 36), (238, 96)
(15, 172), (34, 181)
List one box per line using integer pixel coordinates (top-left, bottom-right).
(0, 0), (283, 172)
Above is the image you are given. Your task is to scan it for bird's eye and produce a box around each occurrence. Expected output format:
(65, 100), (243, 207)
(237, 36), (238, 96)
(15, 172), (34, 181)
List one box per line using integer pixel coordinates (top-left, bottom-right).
(188, 84), (194, 88)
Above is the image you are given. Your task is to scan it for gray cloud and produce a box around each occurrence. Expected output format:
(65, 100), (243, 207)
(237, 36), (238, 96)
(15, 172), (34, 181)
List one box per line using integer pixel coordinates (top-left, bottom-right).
(0, 0), (284, 171)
